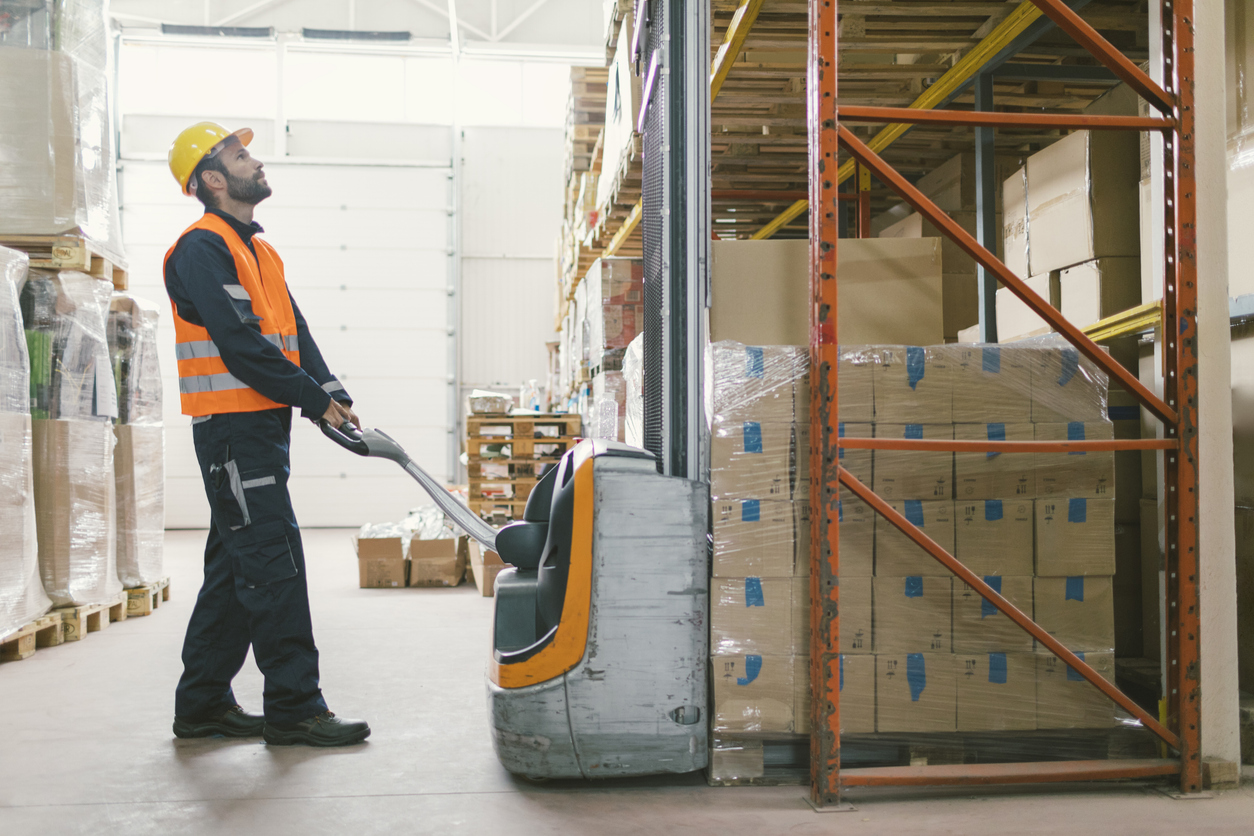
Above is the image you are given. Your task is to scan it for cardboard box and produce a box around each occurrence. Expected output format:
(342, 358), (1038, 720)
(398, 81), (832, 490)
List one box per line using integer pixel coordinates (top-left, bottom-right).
(1030, 347), (1108, 424)
(1036, 497), (1115, 576)
(595, 20), (643, 208)
(876, 500), (955, 577)
(710, 343), (804, 425)
(838, 575), (873, 654)
(942, 272), (979, 342)
(914, 151), (1020, 214)
(1059, 257), (1142, 329)
(873, 424), (953, 501)
(409, 536), (467, 587)
(1035, 650), (1118, 728)
(1034, 576), (1115, 652)
(791, 576), (810, 655)
(709, 238), (944, 347)
(955, 499), (1035, 576)
(873, 576), (952, 654)
(31, 418), (120, 607)
(828, 493), (874, 578)
(877, 652), (956, 733)
(836, 421), (873, 489)
(873, 346), (954, 424)
(1002, 166), (1029, 278)
(838, 653), (876, 733)
(713, 498), (796, 577)
(953, 422), (1035, 500)
(879, 209), (1005, 277)
(1034, 422), (1115, 498)
(1026, 131), (1140, 275)
(995, 273), (1058, 343)
(709, 739), (765, 782)
(712, 576), (797, 655)
(113, 424), (164, 588)
(951, 345), (1032, 423)
(356, 536), (407, 589)
(952, 576), (1035, 653)
(712, 654), (797, 733)
(710, 419), (794, 501)
(795, 655), (814, 734)
(955, 652), (1037, 731)
(837, 351), (875, 424)
(467, 540), (508, 597)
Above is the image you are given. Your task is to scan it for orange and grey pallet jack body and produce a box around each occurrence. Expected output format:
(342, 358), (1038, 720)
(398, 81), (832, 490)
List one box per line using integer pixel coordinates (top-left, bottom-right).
(323, 423), (709, 779)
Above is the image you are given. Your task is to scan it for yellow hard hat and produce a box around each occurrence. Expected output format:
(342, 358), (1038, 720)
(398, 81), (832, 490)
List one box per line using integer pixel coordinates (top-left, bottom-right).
(168, 122), (254, 195)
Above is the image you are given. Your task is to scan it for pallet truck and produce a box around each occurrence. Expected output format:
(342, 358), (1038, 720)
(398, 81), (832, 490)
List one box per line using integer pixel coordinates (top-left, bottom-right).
(321, 421), (709, 779)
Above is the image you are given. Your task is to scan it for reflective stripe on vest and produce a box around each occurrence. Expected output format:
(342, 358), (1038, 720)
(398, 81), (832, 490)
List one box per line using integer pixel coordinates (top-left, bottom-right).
(165, 213), (302, 417)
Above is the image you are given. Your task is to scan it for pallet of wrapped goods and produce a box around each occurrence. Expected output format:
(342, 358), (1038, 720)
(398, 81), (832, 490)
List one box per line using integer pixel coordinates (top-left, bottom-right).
(108, 293), (165, 590)
(0, 245), (53, 651)
(22, 269), (121, 608)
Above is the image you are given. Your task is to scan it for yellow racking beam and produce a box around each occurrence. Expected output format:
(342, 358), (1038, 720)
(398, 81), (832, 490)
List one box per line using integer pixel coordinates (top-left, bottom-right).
(751, 0), (1050, 240)
(1081, 300), (1163, 343)
(604, 200), (642, 257)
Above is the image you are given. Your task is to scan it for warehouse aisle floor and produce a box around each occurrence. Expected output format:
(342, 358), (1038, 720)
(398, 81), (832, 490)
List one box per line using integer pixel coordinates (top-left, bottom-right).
(3, 529), (1254, 835)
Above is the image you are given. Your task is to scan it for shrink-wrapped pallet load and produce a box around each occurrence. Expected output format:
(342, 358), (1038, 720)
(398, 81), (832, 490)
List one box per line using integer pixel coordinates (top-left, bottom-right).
(22, 269), (119, 606)
(108, 293), (164, 587)
(0, 0), (123, 261)
(0, 246), (52, 638)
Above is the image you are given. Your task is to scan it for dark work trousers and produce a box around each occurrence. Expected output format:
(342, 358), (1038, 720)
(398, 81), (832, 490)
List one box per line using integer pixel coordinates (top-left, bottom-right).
(174, 407), (328, 725)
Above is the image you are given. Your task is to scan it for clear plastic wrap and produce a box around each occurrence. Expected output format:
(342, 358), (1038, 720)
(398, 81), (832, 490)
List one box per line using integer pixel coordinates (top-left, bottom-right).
(584, 258), (642, 374)
(1035, 497), (1116, 575)
(873, 345), (954, 424)
(24, 269), (119, 606)
(712, 498), (796, 578)
(587, 370), (624, 441)
(1035, 421), (1115, 497)
(953, 422), (1034, 500)
(954, 498), (1034, 576)
(0, 245), (52, 638)
(710, 576), (806, 657)
(952, 576), (1034, 653)
(875, 500), (955, 577)
(872, 576), (952, 654)
(873, 423), (953, 501)
(622, 332), (643, 447)
(0, 0), (124, 261)
(109, 293), (163, 587)
(711, 654), (805, 734)
(709, 342), (805, 425)
(952, 345), (1032, 423)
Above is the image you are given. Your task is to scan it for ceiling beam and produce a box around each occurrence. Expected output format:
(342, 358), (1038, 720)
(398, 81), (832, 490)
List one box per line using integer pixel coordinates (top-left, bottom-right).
(494, 0), (552, 42)
(448, 0), (460, 55)
(215, 0), (296, 27)
(407, 0), (491, 42)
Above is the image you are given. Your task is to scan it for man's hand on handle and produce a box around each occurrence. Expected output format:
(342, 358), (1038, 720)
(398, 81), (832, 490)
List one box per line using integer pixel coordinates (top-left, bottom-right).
(322, 399), (360, 430)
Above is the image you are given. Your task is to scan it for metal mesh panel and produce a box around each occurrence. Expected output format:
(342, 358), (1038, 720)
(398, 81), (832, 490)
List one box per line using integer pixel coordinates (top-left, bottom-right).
(641, 0), (666, 467)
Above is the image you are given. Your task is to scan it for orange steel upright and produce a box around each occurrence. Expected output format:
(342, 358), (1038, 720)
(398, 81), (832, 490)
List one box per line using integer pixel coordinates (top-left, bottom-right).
(806, 0), (1202, 806)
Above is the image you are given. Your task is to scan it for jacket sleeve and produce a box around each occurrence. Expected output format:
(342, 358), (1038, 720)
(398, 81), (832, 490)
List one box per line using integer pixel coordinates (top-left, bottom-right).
(288, 291), (352, 406)
(171, 235), (332, 419)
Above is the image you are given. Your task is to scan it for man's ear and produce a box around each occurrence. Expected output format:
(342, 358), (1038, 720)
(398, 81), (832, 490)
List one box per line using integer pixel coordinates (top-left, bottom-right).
(201, 169), (226, 193)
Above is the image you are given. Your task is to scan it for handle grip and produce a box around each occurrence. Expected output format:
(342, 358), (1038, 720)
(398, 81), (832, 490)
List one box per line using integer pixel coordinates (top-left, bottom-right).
(318, 419), (369, 456)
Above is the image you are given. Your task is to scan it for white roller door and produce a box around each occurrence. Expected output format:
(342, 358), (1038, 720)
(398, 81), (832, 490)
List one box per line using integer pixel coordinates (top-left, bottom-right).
(119, 159), (453, 528)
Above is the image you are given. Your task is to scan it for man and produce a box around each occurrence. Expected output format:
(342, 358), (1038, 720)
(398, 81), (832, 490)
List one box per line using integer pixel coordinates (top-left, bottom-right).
(164, 122), (369, 747)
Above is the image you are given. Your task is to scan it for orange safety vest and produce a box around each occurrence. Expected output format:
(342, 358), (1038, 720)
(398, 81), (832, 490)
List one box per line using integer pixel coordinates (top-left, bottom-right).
(164, 213), (301, 417)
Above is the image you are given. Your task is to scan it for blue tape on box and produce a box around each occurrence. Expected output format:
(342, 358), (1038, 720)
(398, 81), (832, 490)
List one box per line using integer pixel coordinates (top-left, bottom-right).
(739, 654), (763, 685)
(838, 422), (845, 460)
(982, 346), (1001, 374)
(1058, 349), (1079, 387)
(839, 654), (844, 691)
(905, 499), (924, 526)
(904, 576), (924, 598)
(981, 575), (1002, 618)
(837, 500), (843, 522)
(987, 422), (1005, 459)
(1065, 576), (1085, 602)
(905, 423), (923, 440)
(1068, 421), (1086, 455)
(744, 577), (765, 607)
(1066, 651), (1086, 682)
(985, 499), (1003, 521)
(743, 421), (763, 453)
(907, 653), (927, 701)
(741, 499), (760, 522)
(988, 652), (1008, 684)
(1068, 497), (1087, 523)
(745, 346), (765, 379)
(906, 346), (926, 389)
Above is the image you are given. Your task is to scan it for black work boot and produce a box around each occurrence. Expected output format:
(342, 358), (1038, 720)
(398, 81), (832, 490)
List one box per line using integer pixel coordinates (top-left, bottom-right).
(173, 705), (266, 739)
(263, 711), (371, 747)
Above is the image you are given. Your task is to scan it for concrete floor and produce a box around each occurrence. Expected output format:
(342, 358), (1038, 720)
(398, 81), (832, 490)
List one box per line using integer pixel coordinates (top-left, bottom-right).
(3, 529), (1254, 835)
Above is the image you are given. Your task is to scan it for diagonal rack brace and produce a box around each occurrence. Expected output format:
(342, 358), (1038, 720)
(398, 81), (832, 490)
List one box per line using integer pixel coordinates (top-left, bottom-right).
(835, 124), (1177, 427)
(837, 466), (1182, 752)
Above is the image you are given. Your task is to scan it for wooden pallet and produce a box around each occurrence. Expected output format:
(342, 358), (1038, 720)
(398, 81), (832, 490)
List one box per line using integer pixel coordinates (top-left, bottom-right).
(54, 590), (128, 642)
(469, 498), (530, 516)
(126, 577), (171, 618)
(0, 234), (128, 290)
(466, 436), (578, 459)
(0, 612), (65, 663)
(468, 478), (536, 502)
(467, 461), (553, 480)
(466, 413), (582, 439)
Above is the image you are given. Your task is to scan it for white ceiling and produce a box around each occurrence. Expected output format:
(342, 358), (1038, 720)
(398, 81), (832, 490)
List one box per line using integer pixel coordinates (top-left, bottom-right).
(109, 0), (605, 53)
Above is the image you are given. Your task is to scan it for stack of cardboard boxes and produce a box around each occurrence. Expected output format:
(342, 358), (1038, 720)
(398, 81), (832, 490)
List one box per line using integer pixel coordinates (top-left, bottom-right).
(998, 130), (1141, 341)
(565, 258), (642, 439)
(709, 339), (1123, 775)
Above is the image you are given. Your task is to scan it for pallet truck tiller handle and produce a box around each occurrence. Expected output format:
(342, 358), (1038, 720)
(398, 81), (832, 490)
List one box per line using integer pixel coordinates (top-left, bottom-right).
(318, 419), (499, 552)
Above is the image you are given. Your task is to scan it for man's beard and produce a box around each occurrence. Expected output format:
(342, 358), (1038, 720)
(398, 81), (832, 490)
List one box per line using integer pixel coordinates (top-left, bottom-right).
(225, 170), (272, 205)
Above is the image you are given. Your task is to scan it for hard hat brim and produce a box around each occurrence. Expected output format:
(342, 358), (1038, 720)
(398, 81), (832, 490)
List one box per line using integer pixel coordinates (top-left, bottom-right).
(231, 127), (254, 147)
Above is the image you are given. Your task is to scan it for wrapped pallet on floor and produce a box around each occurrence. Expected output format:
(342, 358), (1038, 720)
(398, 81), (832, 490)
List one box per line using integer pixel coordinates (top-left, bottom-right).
(108, 293), (164, 588)
(0, 246), (52, 639)
(22, 269), (120, 607)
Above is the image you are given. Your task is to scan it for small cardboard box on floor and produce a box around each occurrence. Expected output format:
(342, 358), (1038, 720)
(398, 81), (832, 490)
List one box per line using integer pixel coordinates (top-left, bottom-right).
(409, 537), (468, 587)
(356, 535), (467, 589)
(355, 536), (407, 588)
(467, 540), (507, 597)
